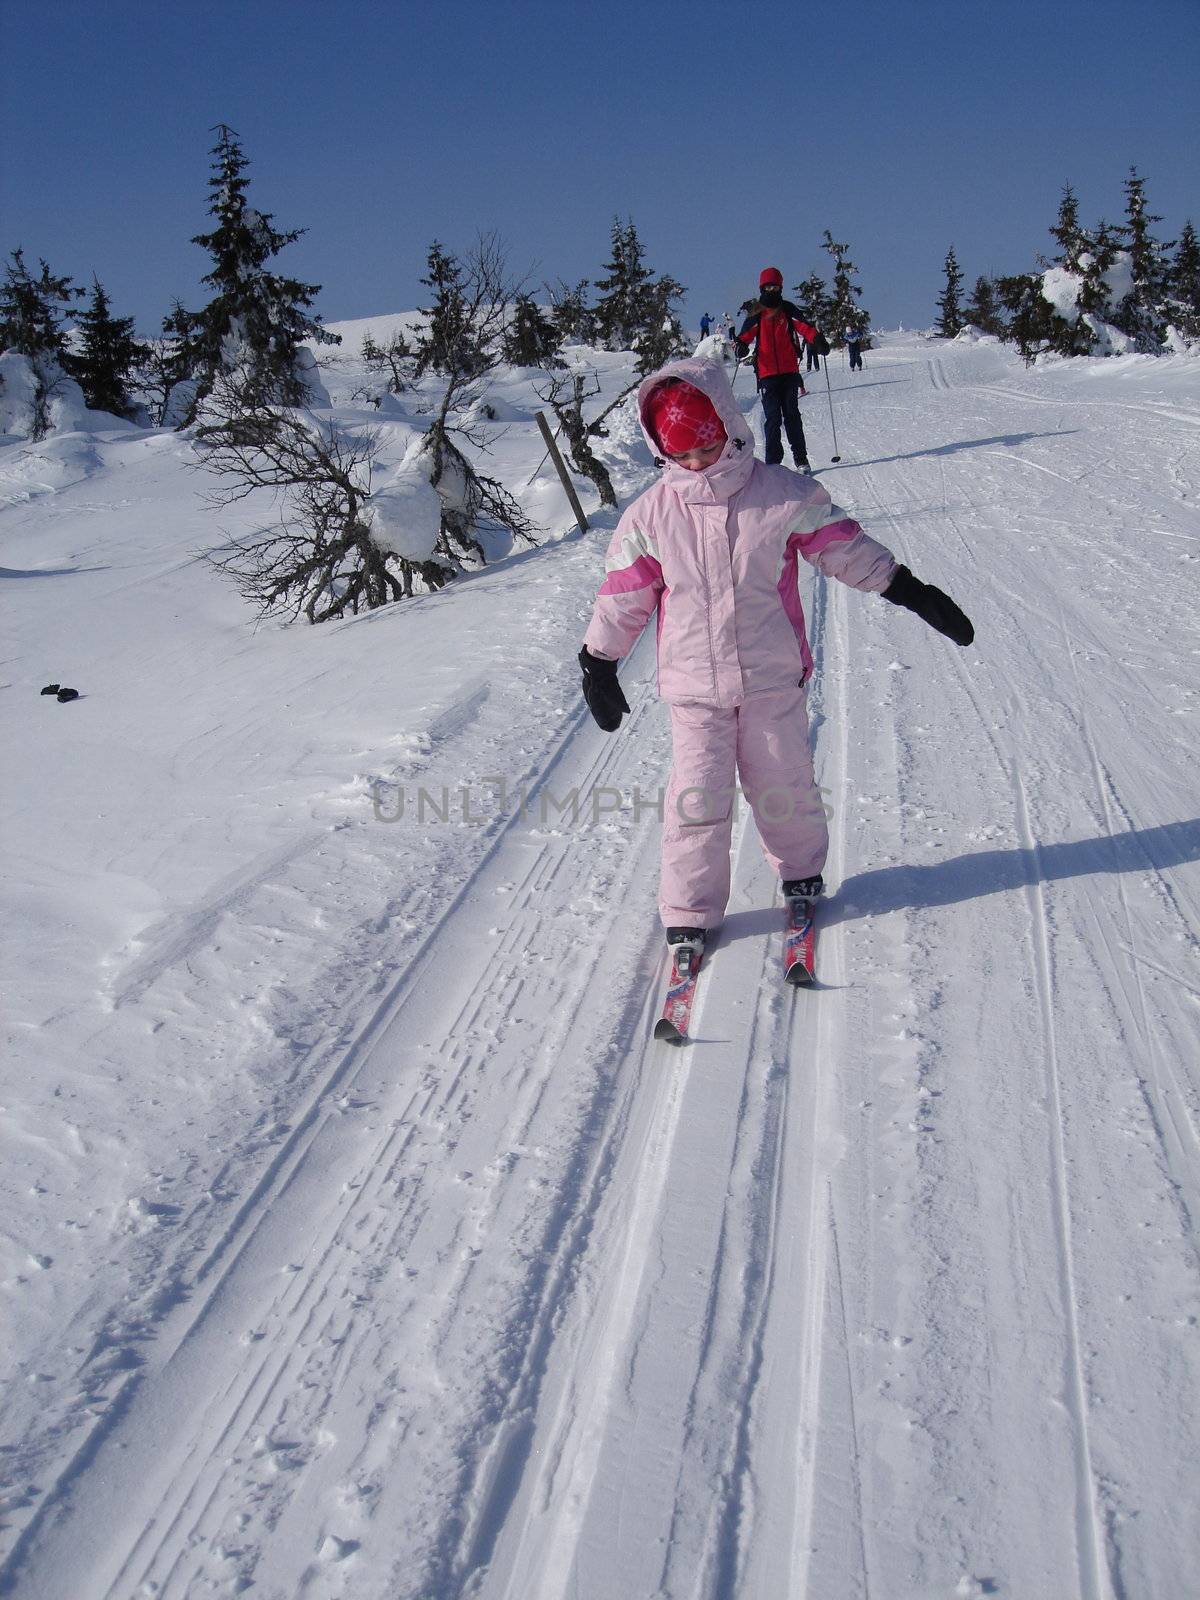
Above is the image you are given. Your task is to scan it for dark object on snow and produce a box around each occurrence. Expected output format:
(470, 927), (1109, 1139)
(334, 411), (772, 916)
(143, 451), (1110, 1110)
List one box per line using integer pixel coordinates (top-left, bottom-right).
(578, 647), (630, 732)
(757, 373), (810, 468)
(56, 687), (80, 702)
(783, 874), (824, 901)
(883, 565), (974, 646)
(40, 683), (61, 695)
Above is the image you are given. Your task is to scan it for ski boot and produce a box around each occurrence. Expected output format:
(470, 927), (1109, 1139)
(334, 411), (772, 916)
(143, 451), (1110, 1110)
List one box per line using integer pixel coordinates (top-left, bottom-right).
(782, 875), (823, 905)
(666, 926), (706, 975)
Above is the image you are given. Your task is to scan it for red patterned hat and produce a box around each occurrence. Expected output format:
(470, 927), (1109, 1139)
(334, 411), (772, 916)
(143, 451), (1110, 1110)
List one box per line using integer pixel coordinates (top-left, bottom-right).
(759, 266), (784, 288)
(646, 380), (727, 456)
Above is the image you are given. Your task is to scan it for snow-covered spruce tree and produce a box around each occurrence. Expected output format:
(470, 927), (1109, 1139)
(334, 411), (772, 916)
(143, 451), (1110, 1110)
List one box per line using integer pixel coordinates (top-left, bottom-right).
(0, 248), (84, 436)
(965, 275), (1006, 337)
(593, 218), (654, 351)
(1112, 166), (1170, 349)
(1074, 219), (1122, 331)
(180, 124), (339, 417)
(592, 217), (686, 371)
(820, 231), (870, 342)
(793, 271), (834, 331)
(412, 235), (540, 565)
(412, 241), (493, 381)
(547, 279), (596, 345)
(503, 294), (563, 368)
(0, 249), (80, 363)
(632, 272), (687, 376)
(195, 368), (454, 622)
(1164, 219), (1200, 341)
(1038, 203), (1102, 358)
(995, 272), (1069, 363)
(935, 246), (965, 337)
(1048, 184), (1089, 274)
(74, 277), (143, 418)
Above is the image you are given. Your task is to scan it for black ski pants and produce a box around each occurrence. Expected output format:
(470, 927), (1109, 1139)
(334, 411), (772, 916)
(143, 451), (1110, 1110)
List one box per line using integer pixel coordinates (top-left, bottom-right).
(758, 373), (808, 466)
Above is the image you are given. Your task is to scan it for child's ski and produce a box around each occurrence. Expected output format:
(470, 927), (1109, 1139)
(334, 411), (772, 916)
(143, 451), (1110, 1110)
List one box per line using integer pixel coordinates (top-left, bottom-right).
(783, 894), (818, 985)
(653, 938), (706, 1044)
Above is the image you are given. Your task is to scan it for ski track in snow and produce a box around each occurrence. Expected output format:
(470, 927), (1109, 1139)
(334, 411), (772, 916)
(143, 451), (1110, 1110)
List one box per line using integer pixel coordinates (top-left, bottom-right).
(2, 336), (1199, 1598)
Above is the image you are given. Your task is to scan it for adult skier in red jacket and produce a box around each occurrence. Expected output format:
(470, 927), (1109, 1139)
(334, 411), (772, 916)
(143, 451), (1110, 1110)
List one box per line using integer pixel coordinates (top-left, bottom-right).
(734, 267), (830, 472)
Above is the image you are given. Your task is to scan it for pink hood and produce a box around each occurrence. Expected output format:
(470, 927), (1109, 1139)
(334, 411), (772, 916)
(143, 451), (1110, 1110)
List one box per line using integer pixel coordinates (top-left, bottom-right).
(637, 357), (756, 504)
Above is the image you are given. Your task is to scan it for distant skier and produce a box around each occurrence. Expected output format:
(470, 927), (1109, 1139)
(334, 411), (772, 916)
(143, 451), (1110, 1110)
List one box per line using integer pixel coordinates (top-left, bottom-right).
(846, 328), (866, 370)
(733, 267), (830, 471)
(577, 357), (975, 953)
(699, 312), (713, 338)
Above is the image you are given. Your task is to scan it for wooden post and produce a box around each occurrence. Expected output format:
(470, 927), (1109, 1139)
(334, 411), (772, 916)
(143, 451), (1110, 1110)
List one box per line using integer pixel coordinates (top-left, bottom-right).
(535, 411), (589, 533)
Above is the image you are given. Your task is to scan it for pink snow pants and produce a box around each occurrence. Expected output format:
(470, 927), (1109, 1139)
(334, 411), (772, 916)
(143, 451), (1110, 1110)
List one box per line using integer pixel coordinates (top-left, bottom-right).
(659, 684), (828, 929)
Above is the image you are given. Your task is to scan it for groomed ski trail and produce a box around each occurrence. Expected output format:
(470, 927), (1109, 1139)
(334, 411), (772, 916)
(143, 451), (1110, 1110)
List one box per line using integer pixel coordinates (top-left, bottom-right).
(3, 336), (1198, 1599)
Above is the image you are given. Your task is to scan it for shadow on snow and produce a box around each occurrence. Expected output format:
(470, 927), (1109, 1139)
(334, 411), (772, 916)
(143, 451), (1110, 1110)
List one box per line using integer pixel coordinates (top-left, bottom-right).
(827, 818), (1200, 925)
(821, 429), (1077, 472)
(716, 819), (1200, 947)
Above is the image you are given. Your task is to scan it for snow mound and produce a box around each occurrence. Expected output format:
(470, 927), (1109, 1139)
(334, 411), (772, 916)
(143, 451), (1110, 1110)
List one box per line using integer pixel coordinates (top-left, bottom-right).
(693, 333), (732, 363)
(0, 432), (104, 505)
(0, 351), (131, 442)
(466, 393), (528, 424)
(0, 352), (42, 439)
(363, 433), (442, 561)
(293, 346), (331, 409)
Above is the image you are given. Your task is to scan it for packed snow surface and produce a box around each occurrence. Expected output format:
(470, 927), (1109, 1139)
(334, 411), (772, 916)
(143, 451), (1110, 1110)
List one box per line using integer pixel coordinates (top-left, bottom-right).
(2, 331), (1199, 1598)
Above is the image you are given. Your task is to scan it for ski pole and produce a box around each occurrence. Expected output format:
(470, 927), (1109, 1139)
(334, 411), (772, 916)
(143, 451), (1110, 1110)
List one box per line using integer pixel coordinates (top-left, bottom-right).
(822, 356), (842, 462)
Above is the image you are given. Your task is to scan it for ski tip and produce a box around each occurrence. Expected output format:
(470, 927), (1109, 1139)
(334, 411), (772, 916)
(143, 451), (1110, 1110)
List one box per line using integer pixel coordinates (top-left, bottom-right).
(653, 1018), (687, 1044)
(784, 962), (815, 987)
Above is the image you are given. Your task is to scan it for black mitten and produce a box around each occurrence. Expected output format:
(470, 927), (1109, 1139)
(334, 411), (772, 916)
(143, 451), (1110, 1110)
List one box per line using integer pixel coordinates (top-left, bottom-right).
(579, 647), (631, 732)
(882, 565), (974, 646)
(812, 332), (831, 357)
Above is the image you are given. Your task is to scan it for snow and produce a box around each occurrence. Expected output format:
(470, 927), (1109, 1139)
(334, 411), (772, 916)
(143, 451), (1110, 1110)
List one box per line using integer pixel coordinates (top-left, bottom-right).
(293, 343), (332, 408)
(0, 352), (43, 438)
(364, 432), (442, 561)
(1041, 264), (1086, 320)
(0, 351), (133, 444)
(2, 329), (1200, 1598)
(693, 331), (733, 363)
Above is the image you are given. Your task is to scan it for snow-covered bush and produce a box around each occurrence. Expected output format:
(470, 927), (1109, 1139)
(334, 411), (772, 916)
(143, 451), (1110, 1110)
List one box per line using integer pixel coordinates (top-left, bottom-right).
(361, 434), (443, 563)
(0, 351), (43, 438)
(1038, 253), (1136, 355)
(0, 351), (117, 439)
(194, 371), (455, 622)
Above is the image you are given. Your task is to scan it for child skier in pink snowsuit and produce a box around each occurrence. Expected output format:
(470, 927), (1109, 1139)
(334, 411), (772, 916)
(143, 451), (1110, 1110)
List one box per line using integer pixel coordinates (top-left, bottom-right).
(579, 356), (973, 949)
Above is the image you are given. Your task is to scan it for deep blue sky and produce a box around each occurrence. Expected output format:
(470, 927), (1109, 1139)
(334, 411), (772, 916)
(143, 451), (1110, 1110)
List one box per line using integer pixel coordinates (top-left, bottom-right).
(4, 0), (1197, 336)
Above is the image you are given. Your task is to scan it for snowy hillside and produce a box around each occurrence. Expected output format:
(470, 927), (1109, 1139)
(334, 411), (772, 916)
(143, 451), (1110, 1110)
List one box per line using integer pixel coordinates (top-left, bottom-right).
(2, 331), (1199, 1598)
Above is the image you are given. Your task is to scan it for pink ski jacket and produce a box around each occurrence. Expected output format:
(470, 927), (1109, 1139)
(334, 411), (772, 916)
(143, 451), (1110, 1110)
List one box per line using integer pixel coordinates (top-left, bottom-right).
(584, 357), (898, 707)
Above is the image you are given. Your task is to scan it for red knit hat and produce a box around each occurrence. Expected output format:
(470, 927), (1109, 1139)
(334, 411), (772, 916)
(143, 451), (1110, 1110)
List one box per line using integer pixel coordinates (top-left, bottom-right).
(646, 380), (727, 456)
(759, 266), (784, 288)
